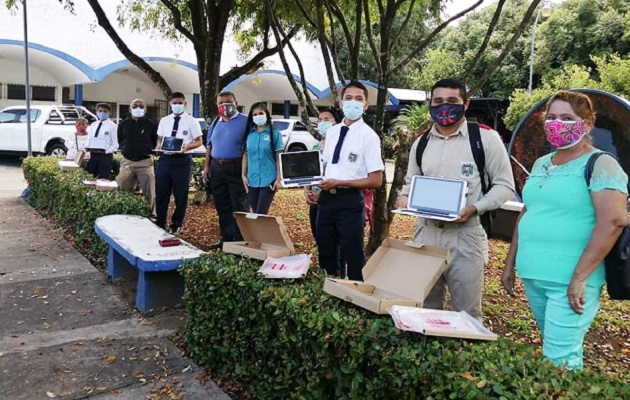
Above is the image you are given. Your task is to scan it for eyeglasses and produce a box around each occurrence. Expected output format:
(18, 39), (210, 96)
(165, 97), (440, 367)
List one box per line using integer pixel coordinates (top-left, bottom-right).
(131, 104), (145, 109)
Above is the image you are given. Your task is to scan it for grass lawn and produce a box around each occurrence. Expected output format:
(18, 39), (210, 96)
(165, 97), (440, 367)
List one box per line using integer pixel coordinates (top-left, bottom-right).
(178, 187), (629, 379)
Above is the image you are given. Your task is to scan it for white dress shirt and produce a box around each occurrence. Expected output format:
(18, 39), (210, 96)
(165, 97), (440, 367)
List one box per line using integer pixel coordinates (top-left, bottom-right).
(87, 119), (119, 154)
(322, 118), (384, 180)
(157, 112), (202, 153)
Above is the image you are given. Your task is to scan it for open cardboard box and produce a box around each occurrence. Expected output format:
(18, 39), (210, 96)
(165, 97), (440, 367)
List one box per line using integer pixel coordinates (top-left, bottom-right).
(222, 212), (295, 260)
(58, 150), (85, 172)
(323, 238), (450, 314)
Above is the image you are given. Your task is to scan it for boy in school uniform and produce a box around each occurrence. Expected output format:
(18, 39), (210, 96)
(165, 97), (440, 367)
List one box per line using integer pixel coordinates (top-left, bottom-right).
(155, 92), (203, 234)
(86, 102), (118, 179)
(316, 81), (385, 280)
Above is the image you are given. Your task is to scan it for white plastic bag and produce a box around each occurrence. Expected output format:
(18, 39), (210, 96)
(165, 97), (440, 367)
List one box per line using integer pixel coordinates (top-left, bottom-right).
(258, 254), (312, 279)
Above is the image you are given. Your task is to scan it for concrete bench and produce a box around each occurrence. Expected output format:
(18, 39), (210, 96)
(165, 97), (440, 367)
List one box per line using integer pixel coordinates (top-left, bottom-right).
(94, 214), (205, 313)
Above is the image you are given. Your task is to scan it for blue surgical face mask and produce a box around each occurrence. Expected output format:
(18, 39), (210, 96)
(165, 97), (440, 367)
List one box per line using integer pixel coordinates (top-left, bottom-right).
(253, 114), (267, 126)
(171, 104), (185, 115)
(342, 100), (365, 121)
(131, 108), (145, 118)
(317, 121), (333, 135)
(97, 111), (109, 121)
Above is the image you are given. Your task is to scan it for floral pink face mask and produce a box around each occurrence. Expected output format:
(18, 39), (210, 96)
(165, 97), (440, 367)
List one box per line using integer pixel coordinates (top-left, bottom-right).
(544, 119), (587, 149)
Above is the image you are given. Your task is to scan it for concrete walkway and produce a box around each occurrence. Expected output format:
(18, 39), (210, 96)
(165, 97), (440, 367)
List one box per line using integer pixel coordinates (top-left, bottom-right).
(0, 157), (230, 400)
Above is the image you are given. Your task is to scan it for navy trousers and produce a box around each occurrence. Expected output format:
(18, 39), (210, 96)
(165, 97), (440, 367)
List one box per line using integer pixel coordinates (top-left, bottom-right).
(316, 189), (364, 280)
(86, 153), (113, 179)
(210, 159), (250, 242)
(248, 186), (276, 215)
(155, 154), (192, 230)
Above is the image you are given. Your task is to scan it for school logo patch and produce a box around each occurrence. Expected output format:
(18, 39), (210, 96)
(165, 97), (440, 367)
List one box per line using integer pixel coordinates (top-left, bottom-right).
(348, 153), (358, 163)
(460, 162), (474, 178)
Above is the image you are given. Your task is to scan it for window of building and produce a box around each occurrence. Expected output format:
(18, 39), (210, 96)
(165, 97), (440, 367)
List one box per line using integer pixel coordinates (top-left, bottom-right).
(31, 86), (56, 101)
(7, 84), (26, 100)
(271, 102), (298, 117)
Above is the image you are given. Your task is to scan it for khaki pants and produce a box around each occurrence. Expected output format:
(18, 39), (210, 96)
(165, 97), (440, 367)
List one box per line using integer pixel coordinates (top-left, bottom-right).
(414, 217), (488, 321)
(116, 157), (156, 217)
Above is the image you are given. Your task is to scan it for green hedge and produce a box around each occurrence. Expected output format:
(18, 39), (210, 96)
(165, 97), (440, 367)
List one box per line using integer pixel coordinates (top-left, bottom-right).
(22, 156), (150, 262)
(181, 253), (630, 400)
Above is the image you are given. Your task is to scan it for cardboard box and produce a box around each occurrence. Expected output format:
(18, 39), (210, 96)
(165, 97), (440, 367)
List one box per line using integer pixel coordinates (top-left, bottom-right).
(389, 305), (497, 341)
(323, 238), (450, 314)
(95, 179), (118, 191)
(222, 212), (295, 260)
(58, 160), (80, 171)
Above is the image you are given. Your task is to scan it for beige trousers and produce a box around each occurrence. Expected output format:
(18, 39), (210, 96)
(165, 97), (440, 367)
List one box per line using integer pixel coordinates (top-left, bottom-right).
(116, 156), (156, 217)
(414, 217), (489, 321)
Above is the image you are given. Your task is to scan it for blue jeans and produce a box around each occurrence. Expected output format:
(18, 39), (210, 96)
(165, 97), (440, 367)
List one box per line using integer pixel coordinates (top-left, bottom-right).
(522, 278), (602, 370)
(248, 186), (276, 215)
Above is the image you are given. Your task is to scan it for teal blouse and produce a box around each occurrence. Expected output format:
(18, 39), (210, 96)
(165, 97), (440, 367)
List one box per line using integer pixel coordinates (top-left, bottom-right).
(516, 150), (628, 287)
(245, 127), (283, 187)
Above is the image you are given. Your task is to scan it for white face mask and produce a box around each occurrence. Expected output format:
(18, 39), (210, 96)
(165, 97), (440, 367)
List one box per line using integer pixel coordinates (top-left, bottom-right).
(131, 108), (145, 118)
(253, 114), (267, 126)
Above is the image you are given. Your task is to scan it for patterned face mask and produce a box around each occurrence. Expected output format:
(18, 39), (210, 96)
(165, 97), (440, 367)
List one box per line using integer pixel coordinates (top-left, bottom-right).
(544, 119), (587, 149)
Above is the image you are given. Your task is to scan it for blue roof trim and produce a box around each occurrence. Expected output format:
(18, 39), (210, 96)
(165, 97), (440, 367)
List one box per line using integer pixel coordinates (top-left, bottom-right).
(0, 39), (198, 82)
(95, 57), (199, 80)
(0, 39), (95, 80)
(222, 69), (326, 99)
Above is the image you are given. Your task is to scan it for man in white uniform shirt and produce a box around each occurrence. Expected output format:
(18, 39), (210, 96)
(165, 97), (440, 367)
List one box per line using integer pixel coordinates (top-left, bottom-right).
(86, 103), (118, 179)
(317, 81), (385, 280)
(156, 92), (203, 234)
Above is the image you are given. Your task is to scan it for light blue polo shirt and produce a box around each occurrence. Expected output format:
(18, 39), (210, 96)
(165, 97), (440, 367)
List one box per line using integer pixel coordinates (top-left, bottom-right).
(245, 127), (283, 187)
(208, 113), (249, 159)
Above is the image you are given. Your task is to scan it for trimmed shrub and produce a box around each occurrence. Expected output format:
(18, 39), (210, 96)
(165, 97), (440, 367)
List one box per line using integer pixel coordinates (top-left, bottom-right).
(22, 156), (149, 262)
(181, 253), (630, 400)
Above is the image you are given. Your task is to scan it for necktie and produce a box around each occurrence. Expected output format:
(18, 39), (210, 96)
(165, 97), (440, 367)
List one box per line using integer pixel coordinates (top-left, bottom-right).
(94, 121), (103, 137)
(332, 126), (349, 164)
(171, 115), (181, 137)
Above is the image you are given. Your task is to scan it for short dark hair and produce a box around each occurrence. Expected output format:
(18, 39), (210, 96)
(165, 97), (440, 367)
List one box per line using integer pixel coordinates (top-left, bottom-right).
(318, 107), (341, 124)
(170, 92), (186, 101)
(217, 91), (237, 102)
(341, 80), (368, 100)
(95, 102), (111, 111)
(430, 79), (467, 102)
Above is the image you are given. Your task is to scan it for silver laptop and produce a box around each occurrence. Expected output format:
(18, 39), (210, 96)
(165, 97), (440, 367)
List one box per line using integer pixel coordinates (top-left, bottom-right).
(86, 136), (107, 151)
(279, 151), (324, 188)
(392, 176), (468, 221)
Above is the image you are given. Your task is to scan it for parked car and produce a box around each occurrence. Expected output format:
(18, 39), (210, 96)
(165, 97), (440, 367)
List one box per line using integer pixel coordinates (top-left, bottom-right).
(272, 119), (320, 152)
(0, 105), (96, 156)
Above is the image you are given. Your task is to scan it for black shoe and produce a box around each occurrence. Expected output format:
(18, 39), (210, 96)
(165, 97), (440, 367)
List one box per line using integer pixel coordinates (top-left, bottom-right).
(209, 241), (223, 250)
(168, 225), (182, 235)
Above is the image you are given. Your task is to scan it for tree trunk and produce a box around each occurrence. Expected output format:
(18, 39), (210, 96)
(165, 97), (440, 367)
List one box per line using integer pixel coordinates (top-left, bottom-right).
(467, 0), (542, 95)
(86, 0), (172, 99)
(386, 131), (413, 226)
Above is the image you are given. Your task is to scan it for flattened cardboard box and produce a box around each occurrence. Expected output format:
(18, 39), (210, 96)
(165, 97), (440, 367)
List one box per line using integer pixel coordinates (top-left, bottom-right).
(323, 238), (450, 314)
(222, 212), (295, 260)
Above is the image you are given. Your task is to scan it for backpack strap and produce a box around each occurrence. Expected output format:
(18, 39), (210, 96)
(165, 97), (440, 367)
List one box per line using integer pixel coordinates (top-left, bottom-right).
(414, 131), (431, 176)
(468, 122), (490, 194)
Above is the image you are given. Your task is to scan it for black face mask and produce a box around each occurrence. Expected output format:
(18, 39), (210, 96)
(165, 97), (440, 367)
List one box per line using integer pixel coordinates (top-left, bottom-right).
(430, 104), (465, 126)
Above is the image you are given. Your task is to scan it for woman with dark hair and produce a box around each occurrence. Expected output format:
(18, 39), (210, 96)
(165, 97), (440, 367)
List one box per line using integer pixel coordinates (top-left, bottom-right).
(502, 90), (628, 370)
(242, 102), (283, 214)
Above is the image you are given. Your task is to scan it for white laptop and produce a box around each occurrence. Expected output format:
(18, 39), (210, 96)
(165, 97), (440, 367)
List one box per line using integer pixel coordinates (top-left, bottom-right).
(392, 176), (468, 221)
(279, 150), (324, 188)
(86, 136), (107, 151)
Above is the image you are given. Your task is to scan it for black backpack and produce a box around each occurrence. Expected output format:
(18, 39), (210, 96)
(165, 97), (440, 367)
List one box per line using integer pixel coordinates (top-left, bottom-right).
(585, 152), (630, 300)
(415, 122), (495, 235)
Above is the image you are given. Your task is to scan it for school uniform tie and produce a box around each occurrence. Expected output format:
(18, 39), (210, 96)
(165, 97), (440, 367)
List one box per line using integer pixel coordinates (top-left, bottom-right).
(331, 126), (349, 164)
(94, 121), (103, 137)
(171, 115), (181, 137)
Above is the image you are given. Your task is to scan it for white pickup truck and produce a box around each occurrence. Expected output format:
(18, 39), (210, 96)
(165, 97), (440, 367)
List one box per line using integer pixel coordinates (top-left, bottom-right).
(0, 105), (97, 156)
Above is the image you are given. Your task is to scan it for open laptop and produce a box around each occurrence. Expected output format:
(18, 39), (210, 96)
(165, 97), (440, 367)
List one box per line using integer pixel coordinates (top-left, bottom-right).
(392, 176), (468, 221)
(279, 150), (324, 188)
(159, 137), (184, 153)
(85, 136), (107, 152)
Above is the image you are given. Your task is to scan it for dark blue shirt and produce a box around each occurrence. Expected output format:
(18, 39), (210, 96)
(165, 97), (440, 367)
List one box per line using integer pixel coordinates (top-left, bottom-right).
(208, 113), (248, 159)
